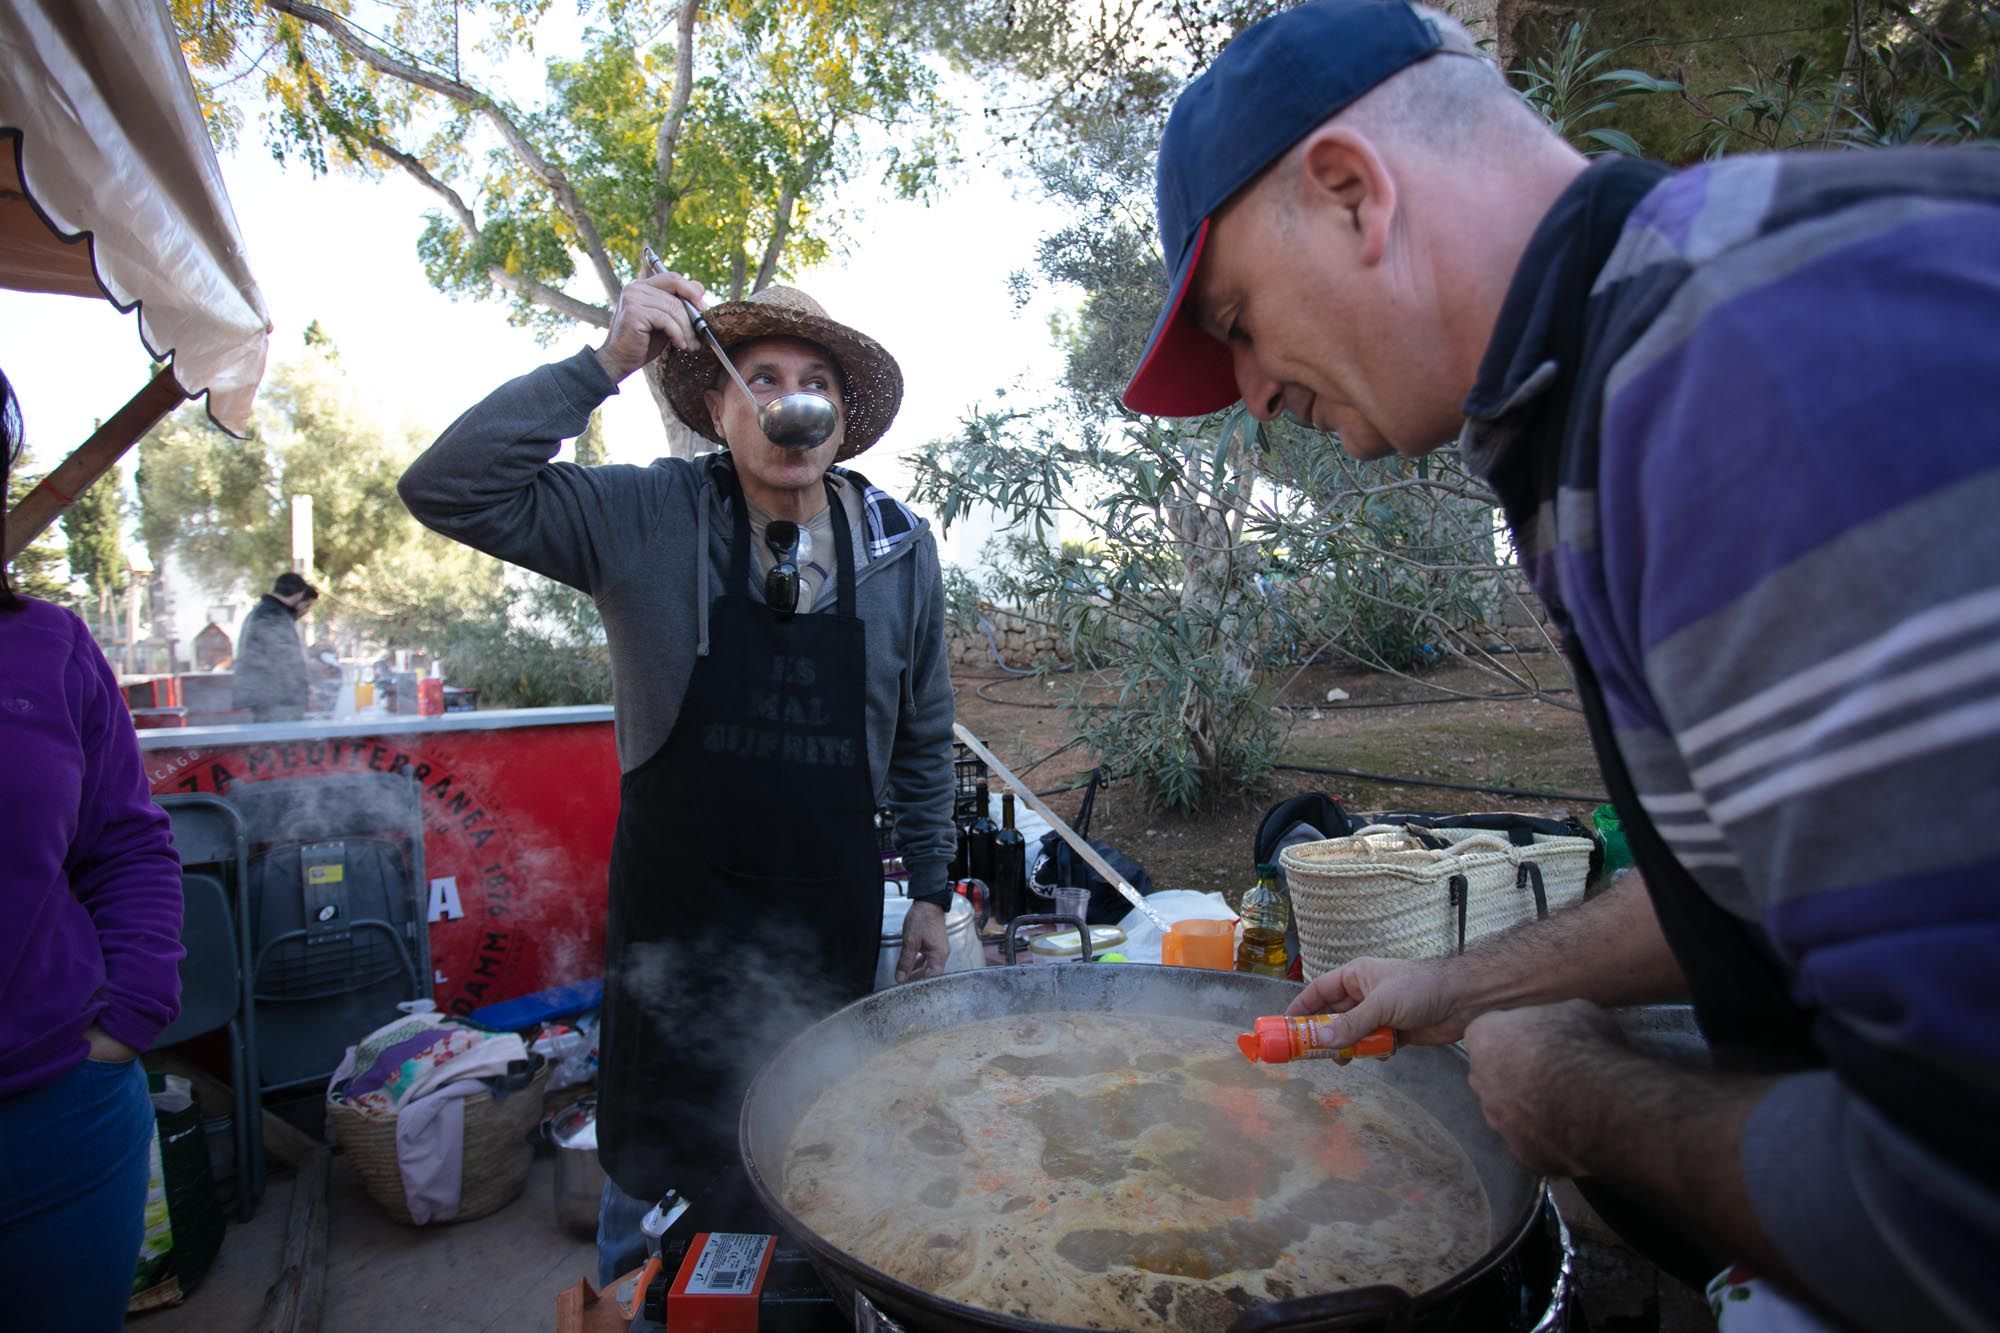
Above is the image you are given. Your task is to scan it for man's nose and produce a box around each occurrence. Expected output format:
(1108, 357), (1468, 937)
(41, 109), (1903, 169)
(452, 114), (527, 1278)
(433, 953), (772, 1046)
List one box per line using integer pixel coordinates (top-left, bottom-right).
(1232, 345), (1284, 421)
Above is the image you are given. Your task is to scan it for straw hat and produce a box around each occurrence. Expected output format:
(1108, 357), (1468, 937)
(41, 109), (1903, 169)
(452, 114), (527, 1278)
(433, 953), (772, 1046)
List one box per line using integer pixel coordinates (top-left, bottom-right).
(658, 285), (904, 461)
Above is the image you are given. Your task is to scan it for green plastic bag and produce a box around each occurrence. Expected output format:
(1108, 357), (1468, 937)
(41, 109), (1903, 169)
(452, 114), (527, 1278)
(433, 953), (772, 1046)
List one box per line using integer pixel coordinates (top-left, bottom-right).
(1592, 804), (1633, 875)
(128, 1073), (225, 1312)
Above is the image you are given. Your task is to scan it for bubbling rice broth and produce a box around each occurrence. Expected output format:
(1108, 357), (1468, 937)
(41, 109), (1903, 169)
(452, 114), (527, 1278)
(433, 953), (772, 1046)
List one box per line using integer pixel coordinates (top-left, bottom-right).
(783, 1013), (1489, 1332)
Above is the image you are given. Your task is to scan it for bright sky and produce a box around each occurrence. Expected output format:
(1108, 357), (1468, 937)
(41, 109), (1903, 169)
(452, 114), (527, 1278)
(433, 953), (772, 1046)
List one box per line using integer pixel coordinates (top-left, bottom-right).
(0, 35), (1083, 575)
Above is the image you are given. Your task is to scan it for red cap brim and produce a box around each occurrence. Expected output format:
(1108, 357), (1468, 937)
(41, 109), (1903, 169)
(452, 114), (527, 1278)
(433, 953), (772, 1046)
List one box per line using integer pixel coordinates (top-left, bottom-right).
(1121, 219), (1242, 417)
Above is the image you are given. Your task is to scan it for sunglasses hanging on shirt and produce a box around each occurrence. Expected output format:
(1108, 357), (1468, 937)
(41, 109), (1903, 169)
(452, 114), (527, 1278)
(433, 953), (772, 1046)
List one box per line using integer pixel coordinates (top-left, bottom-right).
(765, 521), (813, 618)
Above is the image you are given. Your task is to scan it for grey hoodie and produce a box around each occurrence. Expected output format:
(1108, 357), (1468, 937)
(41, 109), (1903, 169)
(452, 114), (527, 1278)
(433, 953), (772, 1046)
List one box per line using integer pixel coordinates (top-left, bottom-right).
(397, 348), (956, 901)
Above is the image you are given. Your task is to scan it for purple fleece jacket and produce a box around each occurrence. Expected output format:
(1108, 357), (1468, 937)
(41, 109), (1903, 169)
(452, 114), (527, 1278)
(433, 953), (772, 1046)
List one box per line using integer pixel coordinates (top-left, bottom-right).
(0, 598), (182, 1100)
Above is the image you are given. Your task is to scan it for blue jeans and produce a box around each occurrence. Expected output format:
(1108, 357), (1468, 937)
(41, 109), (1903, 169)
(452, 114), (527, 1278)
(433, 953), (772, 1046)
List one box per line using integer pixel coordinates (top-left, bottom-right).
(597, 1177), (655, 1289)
(0, 1058), (154, 1332)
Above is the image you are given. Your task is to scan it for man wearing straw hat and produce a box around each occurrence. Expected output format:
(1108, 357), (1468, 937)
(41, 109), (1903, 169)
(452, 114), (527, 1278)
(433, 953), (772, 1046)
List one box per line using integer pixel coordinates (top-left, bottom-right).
(1122, 1), (2000, 1329)
(400, 272), (957, 1283)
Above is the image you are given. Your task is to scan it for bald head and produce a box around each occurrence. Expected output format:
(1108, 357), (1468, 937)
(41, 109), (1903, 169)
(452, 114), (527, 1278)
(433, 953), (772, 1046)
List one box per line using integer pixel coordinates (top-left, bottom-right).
(1262, 6), (1557, 207)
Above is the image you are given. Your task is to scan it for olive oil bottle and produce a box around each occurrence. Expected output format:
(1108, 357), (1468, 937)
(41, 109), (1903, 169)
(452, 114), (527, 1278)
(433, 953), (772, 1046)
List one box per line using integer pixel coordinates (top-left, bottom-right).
(1235, 862), (1291, 978)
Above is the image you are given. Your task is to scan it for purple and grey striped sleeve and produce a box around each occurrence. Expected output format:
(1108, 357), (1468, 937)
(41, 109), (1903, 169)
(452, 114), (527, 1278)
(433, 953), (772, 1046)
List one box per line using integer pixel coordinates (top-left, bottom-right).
(1579, 179), (2000, 1328)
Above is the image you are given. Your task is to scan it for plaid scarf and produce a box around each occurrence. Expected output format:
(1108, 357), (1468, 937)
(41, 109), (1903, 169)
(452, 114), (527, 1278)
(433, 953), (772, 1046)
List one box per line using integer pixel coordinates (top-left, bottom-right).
(830, 465), (917, 560)
(709, 456), (920, 562)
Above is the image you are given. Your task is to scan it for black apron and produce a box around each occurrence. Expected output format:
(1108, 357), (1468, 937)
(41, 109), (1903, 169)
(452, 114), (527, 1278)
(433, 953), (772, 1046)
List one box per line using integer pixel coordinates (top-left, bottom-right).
(598, 474), (884, 1214)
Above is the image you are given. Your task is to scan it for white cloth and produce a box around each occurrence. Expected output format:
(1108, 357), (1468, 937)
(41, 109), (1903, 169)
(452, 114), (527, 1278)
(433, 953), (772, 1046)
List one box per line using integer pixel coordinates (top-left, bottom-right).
(394, 1080), (482, 1225)
(1112, 890), (1237, 964)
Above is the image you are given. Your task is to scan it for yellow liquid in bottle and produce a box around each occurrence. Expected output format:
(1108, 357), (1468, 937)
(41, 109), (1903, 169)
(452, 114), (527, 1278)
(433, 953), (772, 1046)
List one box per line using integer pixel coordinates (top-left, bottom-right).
(1235, 863), (1291, 978)
(1237, 926), (1288, 977)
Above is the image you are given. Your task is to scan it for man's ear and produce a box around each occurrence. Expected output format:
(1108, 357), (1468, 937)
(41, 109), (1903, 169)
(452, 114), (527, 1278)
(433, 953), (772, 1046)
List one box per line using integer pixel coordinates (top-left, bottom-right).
(703, 386), (727, 438)
(1295, 126), (1397, 268)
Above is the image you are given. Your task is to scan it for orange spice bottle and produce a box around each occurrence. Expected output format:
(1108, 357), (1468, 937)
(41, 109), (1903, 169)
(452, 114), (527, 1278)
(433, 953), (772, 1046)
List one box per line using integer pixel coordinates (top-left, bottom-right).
(1236, 1015), (1398, 1064)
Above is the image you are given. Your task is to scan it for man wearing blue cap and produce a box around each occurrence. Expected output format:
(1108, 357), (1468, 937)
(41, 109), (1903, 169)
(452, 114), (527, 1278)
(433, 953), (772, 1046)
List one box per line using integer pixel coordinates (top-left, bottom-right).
(1128, 3), (2000, 1328)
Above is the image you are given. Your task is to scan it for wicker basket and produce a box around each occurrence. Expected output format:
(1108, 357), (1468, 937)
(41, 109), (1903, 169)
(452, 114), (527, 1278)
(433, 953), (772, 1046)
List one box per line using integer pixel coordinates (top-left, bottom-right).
(327, 1060), (549, 1225)
(1281, 823), (1596, 975)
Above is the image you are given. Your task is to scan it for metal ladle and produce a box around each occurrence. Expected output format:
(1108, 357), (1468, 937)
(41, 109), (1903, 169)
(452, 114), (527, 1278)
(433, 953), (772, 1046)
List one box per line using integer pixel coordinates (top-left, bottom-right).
(642, 248), (839, 451)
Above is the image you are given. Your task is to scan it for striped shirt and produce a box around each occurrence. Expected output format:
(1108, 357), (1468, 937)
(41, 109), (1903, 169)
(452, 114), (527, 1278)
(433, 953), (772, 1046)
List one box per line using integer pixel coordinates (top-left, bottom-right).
(1463, 150), (2000, 1331)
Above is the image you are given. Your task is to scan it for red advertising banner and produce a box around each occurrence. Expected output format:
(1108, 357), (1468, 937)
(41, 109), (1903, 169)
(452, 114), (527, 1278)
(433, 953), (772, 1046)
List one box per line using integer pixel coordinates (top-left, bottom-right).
(142, 711), (618, 1016)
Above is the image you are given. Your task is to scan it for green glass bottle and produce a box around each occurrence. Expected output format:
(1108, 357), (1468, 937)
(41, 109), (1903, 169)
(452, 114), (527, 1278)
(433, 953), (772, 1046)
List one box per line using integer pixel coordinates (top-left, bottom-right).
(1235, 862), (1291, 978)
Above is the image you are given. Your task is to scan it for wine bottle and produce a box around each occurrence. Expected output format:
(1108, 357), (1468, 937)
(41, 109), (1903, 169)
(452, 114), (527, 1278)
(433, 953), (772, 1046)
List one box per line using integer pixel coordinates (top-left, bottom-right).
(966, 779), (1000, 889)
(992, 791), (1028, 924)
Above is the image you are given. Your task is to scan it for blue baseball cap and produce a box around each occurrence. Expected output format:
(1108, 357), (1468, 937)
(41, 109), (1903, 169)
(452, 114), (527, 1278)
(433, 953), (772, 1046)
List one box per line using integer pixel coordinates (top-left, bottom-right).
(1122, 1), (1445, 416)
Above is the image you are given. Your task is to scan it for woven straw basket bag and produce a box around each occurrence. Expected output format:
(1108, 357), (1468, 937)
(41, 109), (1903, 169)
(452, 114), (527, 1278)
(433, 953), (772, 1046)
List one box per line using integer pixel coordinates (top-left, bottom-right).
(328, 1059), (550, 1225)
(1281, 823), (1596, 975)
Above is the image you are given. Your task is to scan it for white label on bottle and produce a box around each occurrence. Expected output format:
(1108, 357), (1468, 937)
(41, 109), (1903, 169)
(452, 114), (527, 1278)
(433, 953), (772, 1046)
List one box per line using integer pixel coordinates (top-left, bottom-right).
(685, 1233), (771, 1296)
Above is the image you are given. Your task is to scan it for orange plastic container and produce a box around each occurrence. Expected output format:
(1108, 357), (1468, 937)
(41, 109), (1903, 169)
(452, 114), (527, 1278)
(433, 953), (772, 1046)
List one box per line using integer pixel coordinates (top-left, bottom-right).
(1161, 918), (1236, 970)
(1236, 1015), (1398, 1064)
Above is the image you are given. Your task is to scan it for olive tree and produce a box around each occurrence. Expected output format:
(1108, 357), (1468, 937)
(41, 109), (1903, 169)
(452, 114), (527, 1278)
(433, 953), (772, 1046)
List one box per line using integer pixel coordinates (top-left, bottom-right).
(174, 0), (954, 453)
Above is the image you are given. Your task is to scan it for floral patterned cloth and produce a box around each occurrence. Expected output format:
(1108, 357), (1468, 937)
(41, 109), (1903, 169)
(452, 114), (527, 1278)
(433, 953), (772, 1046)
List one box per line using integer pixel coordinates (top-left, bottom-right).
(329, 1013), (524, 1114)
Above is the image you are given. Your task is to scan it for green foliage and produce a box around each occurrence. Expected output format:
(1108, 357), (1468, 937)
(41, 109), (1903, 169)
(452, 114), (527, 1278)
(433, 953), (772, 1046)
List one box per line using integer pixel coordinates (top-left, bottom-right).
(574, 409), (608, 467)
(135, 404), (280, 592)
(1511, 22), (1677, 157)
(60, 464), (126, 599)
(136, 343), (404, 595)
(1506, 3), (2000, 161)
(4, 452), (72, 604)
(939, 563), (983, 635)
(910, 0), (1518, 811)
(176, 0), (955, 346)
(339, 538), (612, 709)
(916, 406), (1285, 814)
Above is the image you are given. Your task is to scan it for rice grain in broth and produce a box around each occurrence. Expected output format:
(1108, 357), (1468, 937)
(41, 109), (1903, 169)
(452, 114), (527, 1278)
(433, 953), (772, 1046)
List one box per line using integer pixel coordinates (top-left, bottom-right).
(783, 1013), (1489, 1331)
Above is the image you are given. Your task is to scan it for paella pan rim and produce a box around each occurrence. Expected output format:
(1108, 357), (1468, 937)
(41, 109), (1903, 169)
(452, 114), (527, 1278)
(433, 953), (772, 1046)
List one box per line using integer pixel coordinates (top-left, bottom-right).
(738, 964), (1545, 1333)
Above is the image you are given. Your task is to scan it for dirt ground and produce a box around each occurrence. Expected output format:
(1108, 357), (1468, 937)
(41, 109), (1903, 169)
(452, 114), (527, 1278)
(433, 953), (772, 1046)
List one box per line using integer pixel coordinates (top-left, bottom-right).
(951, 659), (1607, 899)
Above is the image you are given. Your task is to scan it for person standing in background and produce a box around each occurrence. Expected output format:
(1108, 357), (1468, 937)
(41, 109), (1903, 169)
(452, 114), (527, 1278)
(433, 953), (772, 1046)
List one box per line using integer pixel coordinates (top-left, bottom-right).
(0, 368), (185, 1331)
(233, 570), (316, 722)
(400, 273), (957, 1285)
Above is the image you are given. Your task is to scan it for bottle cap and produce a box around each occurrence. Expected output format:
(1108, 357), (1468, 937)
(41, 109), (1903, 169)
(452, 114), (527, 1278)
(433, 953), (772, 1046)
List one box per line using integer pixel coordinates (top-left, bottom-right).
(1236, 1015), (1294, 1063)
(1254, 862), (1277, 877)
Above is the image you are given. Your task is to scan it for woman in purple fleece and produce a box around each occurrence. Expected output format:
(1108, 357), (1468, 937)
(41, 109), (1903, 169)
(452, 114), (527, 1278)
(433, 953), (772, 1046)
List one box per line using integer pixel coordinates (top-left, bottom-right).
(0, 370), (184, 1331)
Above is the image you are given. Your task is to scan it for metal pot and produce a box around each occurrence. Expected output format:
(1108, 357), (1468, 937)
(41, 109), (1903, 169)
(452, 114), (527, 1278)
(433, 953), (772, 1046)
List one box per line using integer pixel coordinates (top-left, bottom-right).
(548, 1098), (605, 1239)
(875, 886), (984, 991)
(740, 965), (1544, 1333)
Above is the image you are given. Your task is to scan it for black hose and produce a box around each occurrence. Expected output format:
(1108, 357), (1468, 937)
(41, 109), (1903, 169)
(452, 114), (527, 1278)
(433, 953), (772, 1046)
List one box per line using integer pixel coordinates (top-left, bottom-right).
(973, 676), (1101, 710)
(978, 614), (1039, 676)
(1273, 763), (1607, 806)
(1016, 735), (1087, 778)
(973, 674), (1573, 712)
(1269, 687), (1575, 711)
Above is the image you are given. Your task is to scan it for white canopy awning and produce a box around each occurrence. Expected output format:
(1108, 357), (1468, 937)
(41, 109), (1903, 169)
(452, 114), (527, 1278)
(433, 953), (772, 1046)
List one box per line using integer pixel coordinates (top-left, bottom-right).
(0, 0), (270, 433)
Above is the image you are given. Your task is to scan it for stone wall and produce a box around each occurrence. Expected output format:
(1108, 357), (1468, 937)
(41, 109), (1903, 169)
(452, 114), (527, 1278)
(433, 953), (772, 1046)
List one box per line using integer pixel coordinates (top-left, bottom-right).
(948, 608), (1071, 672)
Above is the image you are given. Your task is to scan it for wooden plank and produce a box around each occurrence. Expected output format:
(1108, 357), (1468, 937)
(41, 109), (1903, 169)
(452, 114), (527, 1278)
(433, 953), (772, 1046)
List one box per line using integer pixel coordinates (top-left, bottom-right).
(952, 722), (1171, 932)
(255, 1145), (330, 1333)
(3, 365), (185, 562)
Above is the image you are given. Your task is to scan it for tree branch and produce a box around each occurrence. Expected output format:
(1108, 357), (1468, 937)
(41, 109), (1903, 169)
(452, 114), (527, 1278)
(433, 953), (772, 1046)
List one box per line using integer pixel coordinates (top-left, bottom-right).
(654, 0), (704, 245)
(489, 273), (613, 329)
(267, 0), (625, 301)
(752, 180), (800, 292)
(366, 134), (612, 328)
(368, 135), (477, 233)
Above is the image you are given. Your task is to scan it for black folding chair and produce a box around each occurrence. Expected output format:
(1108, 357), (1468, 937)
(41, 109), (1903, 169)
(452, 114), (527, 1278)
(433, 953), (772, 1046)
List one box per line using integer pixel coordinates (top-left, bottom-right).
(156, 794), (262, 1219)
(227, 774), (432, 1095)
